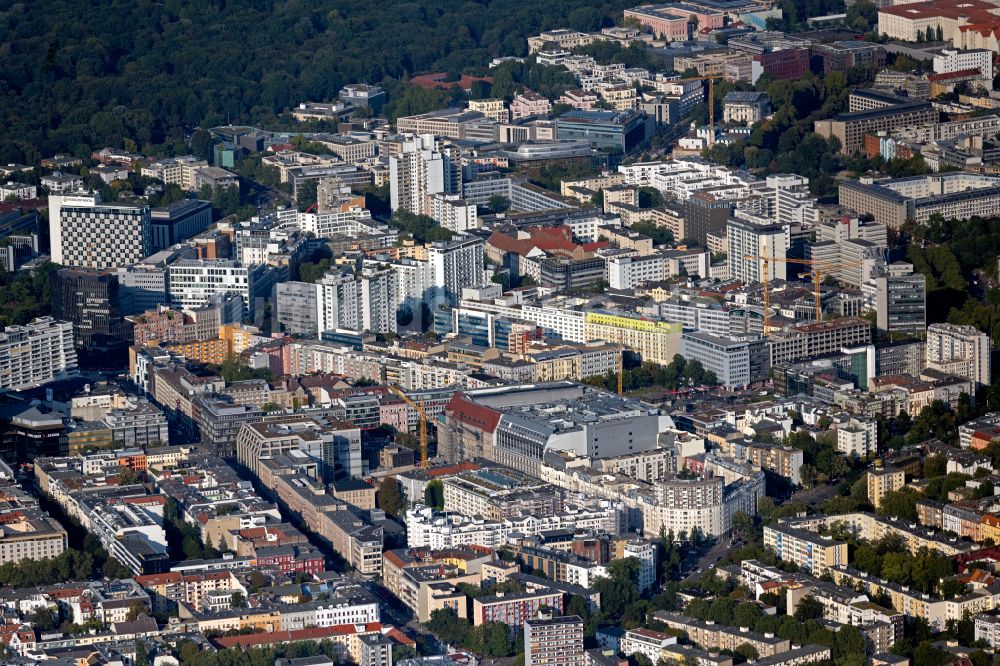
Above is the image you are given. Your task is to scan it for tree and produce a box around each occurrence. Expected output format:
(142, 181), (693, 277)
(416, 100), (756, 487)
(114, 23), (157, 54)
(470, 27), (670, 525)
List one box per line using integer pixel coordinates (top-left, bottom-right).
(734, 643), (759, 662)
(378, 477), (406, 517)
(29, 606), (59, 632)
(103, 558), (132, 580)
(424, 479), (445, 510)
(487, 195), (511, 214)
(792, 595), (824, 621)
(230, 591), (247, 608)
(134, 639), (149, 666)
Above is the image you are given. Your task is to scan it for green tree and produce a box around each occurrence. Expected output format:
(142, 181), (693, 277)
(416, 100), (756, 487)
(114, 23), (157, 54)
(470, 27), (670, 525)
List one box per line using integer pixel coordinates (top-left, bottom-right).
(792, 595), (824, 621)
(734, 643), (759, 662)
(424, 479), (445, 510)
(487, 195), (511, 213)
(134, 639), (149, 666)
(377, 477), (406, 517)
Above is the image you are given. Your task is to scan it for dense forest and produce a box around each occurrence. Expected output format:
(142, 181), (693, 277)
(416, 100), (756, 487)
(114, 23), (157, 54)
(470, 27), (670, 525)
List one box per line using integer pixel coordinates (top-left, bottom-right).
(0, 0), (637, 162)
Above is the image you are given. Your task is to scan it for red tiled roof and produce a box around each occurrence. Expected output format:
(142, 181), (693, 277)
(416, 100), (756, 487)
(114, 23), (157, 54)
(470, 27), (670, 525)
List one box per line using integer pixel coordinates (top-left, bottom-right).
(213, 622), (383, 648)
(928, 68), (983, 82)
(879, 0), (998, 20)
(445, 392), (502, 433)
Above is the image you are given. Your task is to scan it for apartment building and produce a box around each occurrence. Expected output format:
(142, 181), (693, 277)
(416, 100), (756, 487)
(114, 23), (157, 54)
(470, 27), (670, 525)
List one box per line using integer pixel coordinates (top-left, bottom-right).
(867, 465), (905, 509)
(814, 103), (937, 154)
(0, 508), (68, 566)
(654, 612), (792, 658)
(0, 317), (78, 390)
(472, 588), (564, 627)
(763, 523), (847, 575)
(926, 322), (991, 387)
(525, 613), (585, 666)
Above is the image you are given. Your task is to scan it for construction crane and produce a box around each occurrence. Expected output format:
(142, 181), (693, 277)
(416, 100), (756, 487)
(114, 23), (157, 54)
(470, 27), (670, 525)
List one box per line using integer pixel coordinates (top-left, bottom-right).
(741, 254), (863, 333)
(678, 73), (723, 145)
(388, 386), (428, 469)
(617, 332), (624, 397)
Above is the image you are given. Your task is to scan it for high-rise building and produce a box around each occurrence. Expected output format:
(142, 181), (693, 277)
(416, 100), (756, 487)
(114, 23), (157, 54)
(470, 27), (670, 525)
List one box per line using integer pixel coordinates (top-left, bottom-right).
(926, 322), (991, 387)
(726, 218), (787, 284)
(873, 261), (926, 337)
(524, 612), (585, 666)
(167, 259), (279, 320)
(428, 236), (485, 306)
(0, 317), (78, 390)
(276, 265), (399, 336)
(683, 192), (731, 245)
(50, 269), (131, 368)
(389, 134), (452, 216)
(48, 195), (151, 269)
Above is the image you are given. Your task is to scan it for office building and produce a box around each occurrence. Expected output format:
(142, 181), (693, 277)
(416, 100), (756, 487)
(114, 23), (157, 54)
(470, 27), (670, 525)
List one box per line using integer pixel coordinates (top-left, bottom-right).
(0, 317), (78, 390)
(839, 172), (1000, 229)
(168, 260), (279, 320)
(683, 192), (732, 245)
(50, 269), (131, 368)
(525, 613), (585, 666)
(723, 91), (771, 125)
(48, 195), (151, 269)
(149, 199), (212, 252)
(680, 331), (769, 387)
(339, 83), (386, 112)
(555, 110), (653, 153)
(926, 322), (991, 387)
(395, 108), (497, 142)
(815, 103), (937, 155)
(872, 261), (926, 336)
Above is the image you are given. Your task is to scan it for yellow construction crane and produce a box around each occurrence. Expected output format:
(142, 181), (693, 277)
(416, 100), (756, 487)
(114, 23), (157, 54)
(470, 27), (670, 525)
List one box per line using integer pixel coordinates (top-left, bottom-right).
(617, 332), (624, 397)
(678, 73), (723, 145)
(388, 386), (428, 469)
(741, 254), (863, 333)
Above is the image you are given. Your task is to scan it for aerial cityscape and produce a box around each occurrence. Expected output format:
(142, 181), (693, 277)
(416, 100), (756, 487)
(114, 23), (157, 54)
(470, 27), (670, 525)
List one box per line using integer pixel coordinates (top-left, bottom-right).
(7, 0), (1000, 664)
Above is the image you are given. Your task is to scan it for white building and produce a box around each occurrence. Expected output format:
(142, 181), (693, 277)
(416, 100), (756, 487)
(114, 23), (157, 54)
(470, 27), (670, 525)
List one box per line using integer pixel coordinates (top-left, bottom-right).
(40, 172), (84, 193)
(389, 134), (447, 216)
(168, 259), (279, 319)
(429, 193), (479, 233)
(623, 539), (656, 593)
(727, 217), (787, 285)
(0, 183), (37, 200)
(0, 318), (78, 390)
(48, 195), (151, 269)
(680, 331), (767, 388)
(428, 236), (485, 306)
(933, 48), (993, 81)
(926, 322), (991, 387)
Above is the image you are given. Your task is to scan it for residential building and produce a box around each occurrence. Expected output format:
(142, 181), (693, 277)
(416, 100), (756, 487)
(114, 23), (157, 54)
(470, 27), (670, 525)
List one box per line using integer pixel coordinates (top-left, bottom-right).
(428, 236), (485, 306)
(0, 317), (78, 390)
(867, 465), (905, 509)
(389, 134), (453, 217)
(763, 523), (848, 575)
(525, 613), (585, 666)
(926, 322), (990, 387)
